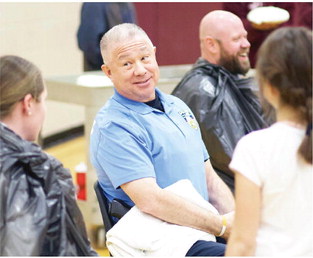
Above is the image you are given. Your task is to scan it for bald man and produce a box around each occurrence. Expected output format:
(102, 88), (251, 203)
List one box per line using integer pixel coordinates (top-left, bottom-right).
(199, 10), (250, 74)
(172, 10), (269, 191)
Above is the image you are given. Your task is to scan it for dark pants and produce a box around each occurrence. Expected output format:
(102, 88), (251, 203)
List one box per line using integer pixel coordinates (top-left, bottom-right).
(186, 240), (226, 257)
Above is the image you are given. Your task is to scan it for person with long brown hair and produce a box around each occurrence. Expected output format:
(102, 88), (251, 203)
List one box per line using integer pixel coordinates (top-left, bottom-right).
(0, 55), (97, 256)
(226, 26), (312, 256)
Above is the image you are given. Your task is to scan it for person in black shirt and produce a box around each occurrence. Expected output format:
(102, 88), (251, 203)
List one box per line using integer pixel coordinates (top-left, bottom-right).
(172, 10), (269, 191)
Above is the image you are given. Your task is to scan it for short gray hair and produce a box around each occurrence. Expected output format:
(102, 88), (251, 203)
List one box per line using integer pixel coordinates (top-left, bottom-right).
(100, 23), (153, 64)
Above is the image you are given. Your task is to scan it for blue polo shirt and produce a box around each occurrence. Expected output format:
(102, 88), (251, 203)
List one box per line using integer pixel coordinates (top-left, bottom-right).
(90, 88), (209, 207)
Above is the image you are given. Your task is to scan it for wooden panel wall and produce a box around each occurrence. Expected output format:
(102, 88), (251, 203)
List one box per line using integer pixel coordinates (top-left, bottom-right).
(135, 2), (223, 65)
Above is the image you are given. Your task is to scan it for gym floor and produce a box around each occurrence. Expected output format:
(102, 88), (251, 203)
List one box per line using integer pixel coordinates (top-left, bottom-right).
(44, 135), (109, 256)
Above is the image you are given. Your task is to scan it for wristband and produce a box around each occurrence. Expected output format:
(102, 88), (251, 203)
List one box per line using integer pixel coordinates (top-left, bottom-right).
(217, 215), (227, 237)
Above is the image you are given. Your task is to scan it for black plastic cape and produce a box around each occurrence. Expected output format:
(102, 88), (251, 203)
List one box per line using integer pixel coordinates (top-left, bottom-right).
(0, 123), (97, 256)
(172, 58), (270, 191)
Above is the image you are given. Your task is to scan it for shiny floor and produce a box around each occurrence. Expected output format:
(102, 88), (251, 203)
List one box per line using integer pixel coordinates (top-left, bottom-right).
(44, 136), (109, 256)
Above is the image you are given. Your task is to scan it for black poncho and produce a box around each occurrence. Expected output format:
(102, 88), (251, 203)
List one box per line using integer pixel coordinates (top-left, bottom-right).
(0, 123), (97, 256)
(172, 58), (272, 191)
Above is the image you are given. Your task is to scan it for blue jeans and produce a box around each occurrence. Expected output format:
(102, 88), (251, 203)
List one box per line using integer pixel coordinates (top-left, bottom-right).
(186, 240), (226, 256)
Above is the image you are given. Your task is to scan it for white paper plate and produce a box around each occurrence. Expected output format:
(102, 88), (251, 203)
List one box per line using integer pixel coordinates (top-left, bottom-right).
(247, 6), (290, 25)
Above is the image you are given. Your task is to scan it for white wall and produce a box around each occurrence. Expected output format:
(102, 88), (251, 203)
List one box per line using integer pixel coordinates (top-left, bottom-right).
(1, 2), (85, 137)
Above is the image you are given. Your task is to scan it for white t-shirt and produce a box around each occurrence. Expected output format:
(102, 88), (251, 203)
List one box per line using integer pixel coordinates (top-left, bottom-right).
(230, 122), (313, 256)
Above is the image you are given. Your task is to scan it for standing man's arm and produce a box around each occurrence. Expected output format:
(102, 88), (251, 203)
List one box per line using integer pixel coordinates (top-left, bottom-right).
(77, 3), (108, 68)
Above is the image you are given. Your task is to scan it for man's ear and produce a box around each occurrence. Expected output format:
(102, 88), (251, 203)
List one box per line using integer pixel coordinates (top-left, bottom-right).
(153, 46), (157, 53)
(101, 64), (111, 78)
(205, 36), (218, 53)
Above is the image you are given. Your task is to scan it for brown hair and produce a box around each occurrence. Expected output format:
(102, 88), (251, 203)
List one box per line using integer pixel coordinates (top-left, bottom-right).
(256, 27), (312, 164)
(0, 55), (44, 119)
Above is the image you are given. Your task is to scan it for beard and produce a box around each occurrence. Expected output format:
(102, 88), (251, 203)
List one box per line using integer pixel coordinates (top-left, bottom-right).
(218, 42), (250, 75)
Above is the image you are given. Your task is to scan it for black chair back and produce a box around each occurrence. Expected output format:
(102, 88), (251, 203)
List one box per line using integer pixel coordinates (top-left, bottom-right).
(93, 181), (114, 232)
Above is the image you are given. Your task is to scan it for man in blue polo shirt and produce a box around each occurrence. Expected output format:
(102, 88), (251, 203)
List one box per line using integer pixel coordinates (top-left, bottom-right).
(90, 23), (234, 256)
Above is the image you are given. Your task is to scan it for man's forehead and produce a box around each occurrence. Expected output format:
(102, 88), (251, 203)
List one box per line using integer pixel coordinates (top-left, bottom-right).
(216, 23), (247, 40)
(115, 42), (152, 60)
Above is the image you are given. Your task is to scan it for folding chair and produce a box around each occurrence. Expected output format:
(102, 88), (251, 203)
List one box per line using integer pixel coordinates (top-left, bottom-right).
(93, 181), (131, 233)
(94, 181), (115, 232)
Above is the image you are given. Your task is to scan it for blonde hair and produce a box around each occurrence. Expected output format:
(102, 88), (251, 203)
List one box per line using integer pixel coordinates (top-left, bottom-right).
(0, 55), (44, 119)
